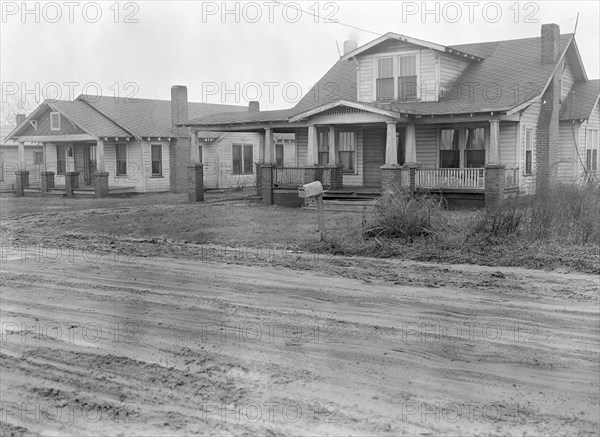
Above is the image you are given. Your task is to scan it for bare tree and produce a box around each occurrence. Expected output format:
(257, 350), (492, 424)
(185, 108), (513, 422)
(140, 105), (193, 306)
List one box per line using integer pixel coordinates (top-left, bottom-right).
(1, 95), (39, 127)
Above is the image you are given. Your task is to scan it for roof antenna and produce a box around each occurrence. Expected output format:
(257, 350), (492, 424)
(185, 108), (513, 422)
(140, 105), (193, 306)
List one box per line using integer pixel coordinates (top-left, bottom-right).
(573, 12), (579, 36)
(336, 41), (343, 58)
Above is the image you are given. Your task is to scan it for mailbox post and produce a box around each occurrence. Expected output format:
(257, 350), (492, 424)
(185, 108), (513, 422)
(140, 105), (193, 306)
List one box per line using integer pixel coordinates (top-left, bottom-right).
(299, 181), (326, 242)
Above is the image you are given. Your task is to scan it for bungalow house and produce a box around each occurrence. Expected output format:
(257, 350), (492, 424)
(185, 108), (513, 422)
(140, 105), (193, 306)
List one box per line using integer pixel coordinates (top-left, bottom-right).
(180, 23), (599, 206)
(3, 86), (273, 196)
(0, 124), (43, 192)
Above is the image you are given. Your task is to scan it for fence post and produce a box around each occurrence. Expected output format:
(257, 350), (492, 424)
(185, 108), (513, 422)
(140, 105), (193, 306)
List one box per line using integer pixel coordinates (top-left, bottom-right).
(187, 164), (204, 202)
(41, 171), (55, 192)
(14, 170), (29, 197)
(255, 162), (262, 197)
(484, 165), (506, 207)
(260, 164), (274, 206)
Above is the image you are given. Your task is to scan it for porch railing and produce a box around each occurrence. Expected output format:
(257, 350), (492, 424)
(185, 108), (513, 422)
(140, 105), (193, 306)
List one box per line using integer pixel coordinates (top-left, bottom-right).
(273, 167), (305, 186)
(416, 168), (485, 189)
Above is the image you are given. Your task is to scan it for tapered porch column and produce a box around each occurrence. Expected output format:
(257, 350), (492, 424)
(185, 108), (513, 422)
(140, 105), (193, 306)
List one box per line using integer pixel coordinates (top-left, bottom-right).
(264, 128), (273, 163)
(96, 139), (105, 172)
(384, 121), (398, 165)
(488, 119), (500, 164)
(404, 123), (417, 164)
(307, 124), (318, 165)
(328, 126), (336, 165)
(17, 141), (25, 170)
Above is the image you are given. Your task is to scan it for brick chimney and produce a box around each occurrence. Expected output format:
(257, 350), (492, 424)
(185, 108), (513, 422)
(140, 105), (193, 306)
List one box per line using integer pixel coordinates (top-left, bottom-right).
(171, 85), (189, 126)
(16, 114), (26, 125)
(249, 101), (260, 112)
(541, 23), (560, 64)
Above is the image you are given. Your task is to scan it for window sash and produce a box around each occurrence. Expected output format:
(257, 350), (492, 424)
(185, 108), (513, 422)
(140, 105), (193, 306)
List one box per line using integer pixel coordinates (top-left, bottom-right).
(398, 55), (416, 76)
(50, 112), (60, 131)
(338, 151), (354, 173)
(465, 150), (485, 168)
(440, 150), (460, 168)
(318, 152), (329, 166)
(33, 152), (44, 165)
(275, 144), (284, 166)
(317, 130), (329, 152)
(376, 78), (395, 100)
(398, 76), (417, 100)
(116, 144), (127, 176)
(338, 131), (356, 152)
(466, 128), (486, 150)
(377, 57), (394, 78)
(232, 144), (253, 174)
(440, 129), (459, 150)
(151, 145), (162, 176)
(243, 145), (253, 174)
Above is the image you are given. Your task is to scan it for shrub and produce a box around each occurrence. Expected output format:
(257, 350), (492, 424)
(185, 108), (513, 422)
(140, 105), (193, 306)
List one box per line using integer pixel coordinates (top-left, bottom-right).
(362, 191), (445, 242)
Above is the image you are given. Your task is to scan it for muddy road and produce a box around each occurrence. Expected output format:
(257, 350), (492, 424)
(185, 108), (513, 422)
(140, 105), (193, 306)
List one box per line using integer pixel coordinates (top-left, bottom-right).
(1, 248), (599, 436)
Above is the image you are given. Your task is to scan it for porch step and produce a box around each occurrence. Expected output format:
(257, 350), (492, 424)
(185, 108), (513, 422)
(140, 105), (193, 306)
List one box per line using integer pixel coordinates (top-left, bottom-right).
(304, 199), (377, 213)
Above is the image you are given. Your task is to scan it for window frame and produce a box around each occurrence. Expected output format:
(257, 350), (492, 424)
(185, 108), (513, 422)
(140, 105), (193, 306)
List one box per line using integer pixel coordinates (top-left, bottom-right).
(275, 143), (284, 166)
(373, 51), (420, 101)
(33, 151), (44, 165)
(115, 143), (128, 176)
(232, 143), (254, 175)
(524, 128), (533, 175)
(50, 112), (61, 131)
(337, 129), (357, 174)
(586, 129), (598, 172)
(151, 144), (163, 177)
(317, 128), (330, 165)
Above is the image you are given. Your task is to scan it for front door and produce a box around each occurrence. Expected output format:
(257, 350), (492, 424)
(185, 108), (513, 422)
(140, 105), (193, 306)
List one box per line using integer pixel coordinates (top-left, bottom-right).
(363, 127), (385, 187)
(74, 145), (92, 186)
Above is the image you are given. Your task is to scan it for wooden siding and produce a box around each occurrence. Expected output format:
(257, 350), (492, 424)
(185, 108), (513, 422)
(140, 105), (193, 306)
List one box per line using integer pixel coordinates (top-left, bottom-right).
(561, 61), (575, 103)
(19, 107), (86, 137)
(0, 145), (43, 189)
(415, 125), (437, 167)
(104, 142), (144, 189)
(439, 52), (471, 86)
(343, 128), (364, 186)
(295, 127), (308, 165)
(577, 103), (600, 179)
(499, 122), (518, 166)
(518, 102), (541, 193)
(362, 127), (384, 187)
(558, 121), (578, 181)
(143, 141), (170, 192)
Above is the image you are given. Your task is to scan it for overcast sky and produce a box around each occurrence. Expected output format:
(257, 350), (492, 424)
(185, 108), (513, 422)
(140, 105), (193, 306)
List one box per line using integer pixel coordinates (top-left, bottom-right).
(1, 0), (599, 112)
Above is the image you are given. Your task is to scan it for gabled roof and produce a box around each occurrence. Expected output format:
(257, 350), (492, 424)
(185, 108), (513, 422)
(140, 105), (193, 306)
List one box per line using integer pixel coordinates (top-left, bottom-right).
(340, 32), (484, 62)
(560, 80), (600, 120)
(184, 108), (297, 126)
(78, 95), (247, 138)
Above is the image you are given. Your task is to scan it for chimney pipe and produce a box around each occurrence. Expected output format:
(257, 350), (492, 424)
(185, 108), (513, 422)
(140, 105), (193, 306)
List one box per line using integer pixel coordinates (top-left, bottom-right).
(541, 23), (560, 64)
(171, 85), (189, 126)
(343, 40), (357, 55)
(16, 114), (26, 125)
(249, 101), (260, 112)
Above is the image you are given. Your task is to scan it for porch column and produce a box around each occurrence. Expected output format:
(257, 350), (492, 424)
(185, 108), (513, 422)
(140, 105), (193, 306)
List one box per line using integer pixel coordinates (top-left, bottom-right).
(384, 121), (398, 165)
(258, 130), (265, 164)
(488, 119), (500, 164)
(96, 139), (105, 172)
(190, 129), (200, 164)
(264, 128), (273, 163)
(17, 141), (25, 170)
(404, 123), (417, 164)
(328, 126), (336, 165)
(307, 124), (318, 165)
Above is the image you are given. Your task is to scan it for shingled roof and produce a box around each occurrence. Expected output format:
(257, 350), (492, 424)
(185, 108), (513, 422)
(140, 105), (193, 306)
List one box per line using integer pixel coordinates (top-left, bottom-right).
(560, 80), (600, 120)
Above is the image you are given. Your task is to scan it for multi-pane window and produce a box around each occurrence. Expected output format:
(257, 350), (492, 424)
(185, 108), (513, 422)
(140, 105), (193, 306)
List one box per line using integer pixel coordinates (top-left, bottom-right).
(57, 145), (67, 174)
(376, 57), (394, 100)
(398, 55), (417, 100)
(50, 112), (60, 131)
(317, 128), (329, 165)
(524, 128), (533, 175)
(586, 129), (598, 171)
(275, 144), (284, 166)
(465, 128), (486, 168)
(33, 151), (44, 165)
(337, 131), (356, 173)
(151, 144), (162, 176)
(439, 129), (460, 168)
(232, 144), (253, 174)
(116, 144), (127, 176)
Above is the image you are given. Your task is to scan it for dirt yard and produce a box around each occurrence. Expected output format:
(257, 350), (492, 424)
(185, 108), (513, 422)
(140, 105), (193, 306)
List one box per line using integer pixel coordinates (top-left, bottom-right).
(1, 194), (599, 436)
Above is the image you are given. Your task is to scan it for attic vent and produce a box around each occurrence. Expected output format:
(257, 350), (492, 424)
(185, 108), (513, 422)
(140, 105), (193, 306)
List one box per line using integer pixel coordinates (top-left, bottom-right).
(322, 107), (369, 116)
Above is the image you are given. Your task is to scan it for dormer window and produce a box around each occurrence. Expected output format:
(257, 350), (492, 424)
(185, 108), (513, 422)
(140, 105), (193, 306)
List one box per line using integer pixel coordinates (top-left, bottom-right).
(50, 112), (60, 131)
(374, 53), (419, 101)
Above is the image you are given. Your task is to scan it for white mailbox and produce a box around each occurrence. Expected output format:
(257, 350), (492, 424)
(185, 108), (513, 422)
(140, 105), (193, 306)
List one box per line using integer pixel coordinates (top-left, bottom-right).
(298, 181), (324, 198)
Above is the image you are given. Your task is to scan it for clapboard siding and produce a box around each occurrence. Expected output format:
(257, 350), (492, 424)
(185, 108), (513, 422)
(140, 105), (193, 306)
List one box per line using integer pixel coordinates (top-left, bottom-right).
(558, 121), (577, 181)
(439, 53), (471, 85)
(358, 56), (374, 102)
(518, 102), (541, 192)
(362, 127), (385, 187)
(499, 122), (518, 166)
(415, 125), (437, 167)
(104, 142), (144, 189)
(561, 61), (575, 103)
(143, 141), (170, 192)
(578, 103), (599, 179)
(295, 127), (308, 165)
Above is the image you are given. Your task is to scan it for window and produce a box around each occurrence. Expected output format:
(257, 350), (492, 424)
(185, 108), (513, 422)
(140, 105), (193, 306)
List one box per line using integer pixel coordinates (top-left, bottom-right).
(33, 151), (44, 165)
(439, 129), (460, 168)
(50, 112), (60, 131)
(116, 144), (127, 176)
(337, 131), (356, 173)
(586, 129), (598, 171)
(317, 128), (329, 165)
(398, 55), (417, 100)
(275, 144), (284, 166)
(524, 128), (533, 175)
(465, 128), (486, 168)
(376, 57), (394, 100)
(57, 145), (67, 175)
(151, 144), (162, 176)
(232, 144), (253, 175)
(198, 145), (203, 164)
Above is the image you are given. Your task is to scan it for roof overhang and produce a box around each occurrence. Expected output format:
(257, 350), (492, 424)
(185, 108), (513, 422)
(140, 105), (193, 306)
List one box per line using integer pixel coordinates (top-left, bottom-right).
(289, 100), (405, 123)
(16, 134), (97, 142)
(340, 32), (483, 62)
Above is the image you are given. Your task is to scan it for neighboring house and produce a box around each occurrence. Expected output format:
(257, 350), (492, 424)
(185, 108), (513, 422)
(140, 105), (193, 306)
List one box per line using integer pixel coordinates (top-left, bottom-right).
(181, 23), (600, 202)
(3, 87), (270, 195)
(0, 125), (43, 192)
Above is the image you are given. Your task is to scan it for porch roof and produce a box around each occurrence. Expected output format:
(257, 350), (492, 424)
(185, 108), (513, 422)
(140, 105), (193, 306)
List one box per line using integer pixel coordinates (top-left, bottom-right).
(560, 79), (600, 120)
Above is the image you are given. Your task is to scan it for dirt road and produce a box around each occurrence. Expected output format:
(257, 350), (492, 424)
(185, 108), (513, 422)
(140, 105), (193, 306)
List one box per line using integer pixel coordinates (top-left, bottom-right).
(1, 247), (598, 436)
